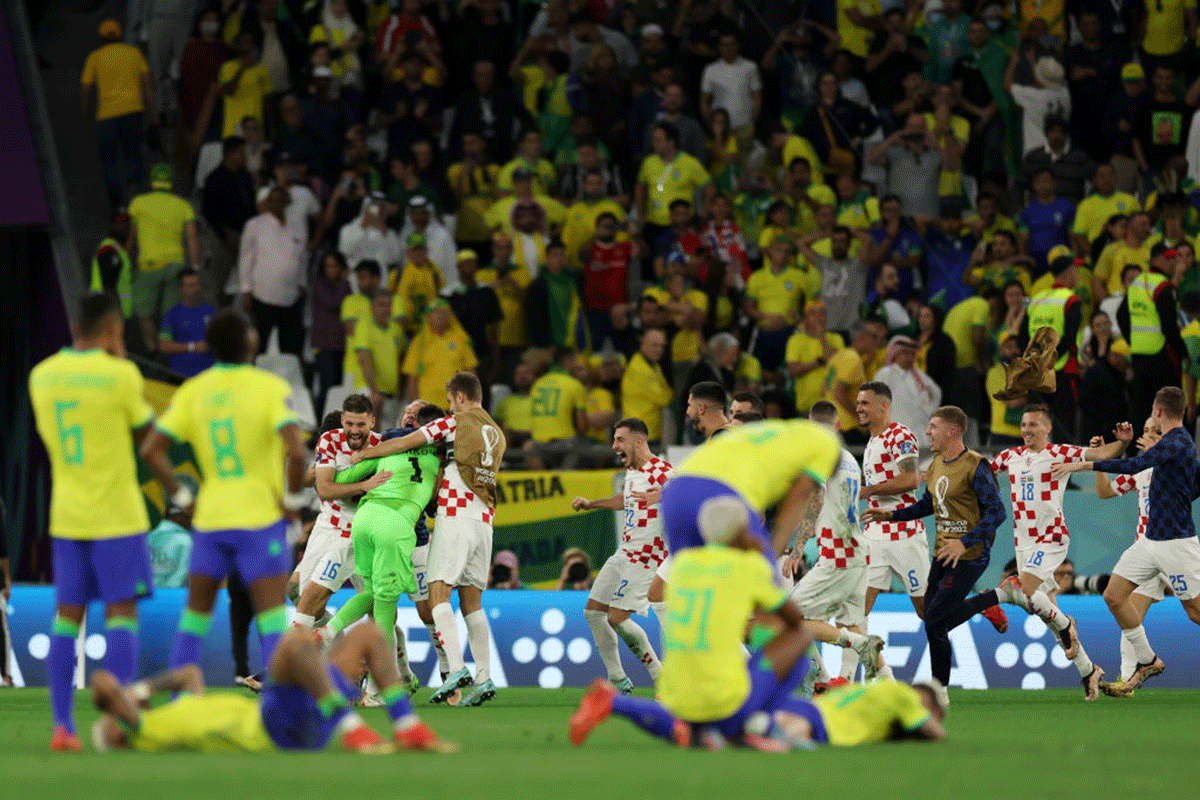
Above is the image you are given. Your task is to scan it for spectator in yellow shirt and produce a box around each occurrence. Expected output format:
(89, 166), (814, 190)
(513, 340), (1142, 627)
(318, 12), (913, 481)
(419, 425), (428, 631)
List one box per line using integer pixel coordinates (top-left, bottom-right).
(128, 164), (200, 354)
(745, 237), (813, 381)
(219, 31), (273, 138)
(579, 353), (619, 444)
(620, 329), (675, 445)
(635, 121), (715, 247)
(1071, 162), (1140, 255)
(495, 361), (535, 448)
(787, 300), (844, 414)
(402, 300), (478, 403)
(477, 233), (532, 377)
(81, 19), (152, 209)
(351, 290), (405, 424)
(529, 348), (589, 451)
(341, 259), (382, 392)
(838, 0), (883, 64)
(392, 233), (444, 335)
(1141, 0), (1198, 69)
(986, 334), (1026, 447)
(498, 129), (558, 197)
(821, 318), (886, 442)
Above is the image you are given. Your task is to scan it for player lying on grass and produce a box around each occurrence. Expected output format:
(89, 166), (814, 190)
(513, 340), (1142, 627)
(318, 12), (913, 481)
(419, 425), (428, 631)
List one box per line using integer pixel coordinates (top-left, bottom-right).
(570, 495), (821, 751)
(90, 624), (456, 754)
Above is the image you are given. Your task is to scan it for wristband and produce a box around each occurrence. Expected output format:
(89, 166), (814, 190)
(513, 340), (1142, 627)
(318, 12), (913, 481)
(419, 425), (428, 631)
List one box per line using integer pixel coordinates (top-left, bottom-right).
(130, 681), (151, 702)
(171, 485), (194, 509)
(282, 491), (308, 511)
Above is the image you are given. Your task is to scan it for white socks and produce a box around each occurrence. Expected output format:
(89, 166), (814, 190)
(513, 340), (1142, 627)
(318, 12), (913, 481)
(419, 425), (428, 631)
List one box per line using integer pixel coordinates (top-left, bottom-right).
(840, 645), (861, 681)
(615, 619), (662, 679)
(1120, 634), (1136, 682)
(464, 609), (492, 684)
(585, 609), (626, 682)
(835, 629), (868, 649)
(1030, 591), (1068, 631)
(394, 623), (413, 680)
(810, 648), (830, 682)
(335, 711), (366, 736)
(431, 603), (464, 674)
(292, 612), (315, 630)
(426, 623), (450, 675)
(1071, 646), (1094, 678)
(1121, 624), (1155, 665)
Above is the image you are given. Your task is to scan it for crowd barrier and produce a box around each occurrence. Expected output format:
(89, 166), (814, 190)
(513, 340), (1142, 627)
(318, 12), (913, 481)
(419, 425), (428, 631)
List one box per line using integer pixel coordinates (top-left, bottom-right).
(5, 587), (1198, 689)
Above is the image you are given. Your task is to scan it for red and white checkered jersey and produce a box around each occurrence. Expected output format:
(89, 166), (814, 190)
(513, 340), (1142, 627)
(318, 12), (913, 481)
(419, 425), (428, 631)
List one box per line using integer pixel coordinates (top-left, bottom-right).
(314, 429), (382, 539)
(989, 443), (1086, 546)
(862, 422), (923, 540)
(621, 457), (673, 567)
(419, 415), (494, 525)
(815, 449), (867, 569)
(1111, 468), (1153, 540)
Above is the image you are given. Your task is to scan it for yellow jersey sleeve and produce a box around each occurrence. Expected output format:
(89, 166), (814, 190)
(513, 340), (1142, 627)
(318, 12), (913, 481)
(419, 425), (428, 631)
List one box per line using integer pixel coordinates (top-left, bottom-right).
(156, 380), (194, 443)
(122, 361), (155, 430)
(745, 552), (790, 611)
(682, 154), (711, 188)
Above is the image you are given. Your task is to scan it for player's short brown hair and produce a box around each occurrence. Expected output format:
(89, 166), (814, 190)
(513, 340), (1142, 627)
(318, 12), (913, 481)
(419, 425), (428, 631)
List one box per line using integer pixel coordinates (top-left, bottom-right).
(931, 405), (968, 434)
(446, 371), (482, 402)
(614, 417), (649, 438)
(859, 381), (892, 401)
(1154, 386), (1186, 420)
(342, 393), (375, 415)
(809, 400), (838, 425)
(1022, 403), (1051, 423)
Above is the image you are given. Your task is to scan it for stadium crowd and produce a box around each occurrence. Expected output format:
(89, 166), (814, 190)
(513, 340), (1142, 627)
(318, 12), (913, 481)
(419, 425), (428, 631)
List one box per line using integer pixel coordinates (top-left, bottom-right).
(82, 0), (1200, 459)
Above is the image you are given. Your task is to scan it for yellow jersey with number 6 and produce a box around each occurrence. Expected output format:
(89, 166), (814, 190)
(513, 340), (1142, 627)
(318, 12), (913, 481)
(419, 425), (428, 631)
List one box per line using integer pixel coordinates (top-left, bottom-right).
(674, 419), (842, 511)
(156, 364), (297, 531)
(657, 546), (790, 722)
(30, 348), (155, 539)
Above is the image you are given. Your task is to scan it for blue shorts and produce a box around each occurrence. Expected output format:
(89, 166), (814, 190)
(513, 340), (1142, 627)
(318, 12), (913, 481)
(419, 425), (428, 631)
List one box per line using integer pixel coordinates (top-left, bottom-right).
(191, 520), (290, 585)
(775, 697), (830, 744)
(52, 533), (153, 606)
(661, 475), (771, 555)
(259, 665), (358, 751)
(712, 650), (812, 740)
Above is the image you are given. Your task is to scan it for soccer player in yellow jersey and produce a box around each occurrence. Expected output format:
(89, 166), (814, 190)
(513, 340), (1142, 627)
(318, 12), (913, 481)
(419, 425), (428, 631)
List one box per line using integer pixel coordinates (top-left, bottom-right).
(770, 679), (947, 746)
(664, 418), (842, 558)
(29, 292), (175, 752)
(141, 309), (308, 675)
(571, 496), (816, 751)
(90, 625), (455, 753)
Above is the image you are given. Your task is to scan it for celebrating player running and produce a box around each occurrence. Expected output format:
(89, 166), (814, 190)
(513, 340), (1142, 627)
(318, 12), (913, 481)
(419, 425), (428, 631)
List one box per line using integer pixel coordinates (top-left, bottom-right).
(572, 417), (671, 692)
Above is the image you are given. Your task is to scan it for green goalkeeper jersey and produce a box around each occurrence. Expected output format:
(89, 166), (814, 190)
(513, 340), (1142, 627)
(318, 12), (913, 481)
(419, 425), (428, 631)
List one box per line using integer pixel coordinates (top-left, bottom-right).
(335, 444), (440, 509)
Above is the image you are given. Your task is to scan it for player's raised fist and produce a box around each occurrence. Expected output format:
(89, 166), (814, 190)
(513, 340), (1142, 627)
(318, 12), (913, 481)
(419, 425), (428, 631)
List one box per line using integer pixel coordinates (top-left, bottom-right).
(572, 496), (591, 512)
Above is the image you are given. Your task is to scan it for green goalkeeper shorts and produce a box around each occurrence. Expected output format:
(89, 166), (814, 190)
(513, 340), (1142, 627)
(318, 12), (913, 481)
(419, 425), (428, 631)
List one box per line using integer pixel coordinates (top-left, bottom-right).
(349, 501), (419, 598)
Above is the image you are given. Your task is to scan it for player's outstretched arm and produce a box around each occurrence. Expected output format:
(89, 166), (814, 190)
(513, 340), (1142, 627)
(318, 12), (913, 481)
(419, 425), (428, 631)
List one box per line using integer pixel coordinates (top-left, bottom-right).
(280, 423), (308, 499)
(1083, 422), (1134, 461)
(352, 430), (426, 462)
(329, 461), (393, 494)
(1094, 471), (1118, 499)
(573, 494), (623, 512)
(914, 717), (947, 741)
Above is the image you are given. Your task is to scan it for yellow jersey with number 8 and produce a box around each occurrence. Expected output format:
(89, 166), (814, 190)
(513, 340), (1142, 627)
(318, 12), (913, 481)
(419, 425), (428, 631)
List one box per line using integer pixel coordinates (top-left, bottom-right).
(675, 419), (842, 511)
(156, 364), (296, 531)
(657, 546), (790, 722)
(29, 348), (154, 539)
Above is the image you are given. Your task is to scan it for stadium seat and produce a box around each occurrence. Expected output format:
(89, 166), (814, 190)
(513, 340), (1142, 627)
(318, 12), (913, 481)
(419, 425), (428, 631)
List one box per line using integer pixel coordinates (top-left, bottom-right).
(322, 383), (354, 420)
(256, 353), (316, 429)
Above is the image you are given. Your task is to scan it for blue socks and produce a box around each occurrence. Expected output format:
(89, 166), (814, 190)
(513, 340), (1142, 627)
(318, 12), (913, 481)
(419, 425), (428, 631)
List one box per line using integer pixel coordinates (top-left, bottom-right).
(170, 609), (212, 668)
(49, 617), (80, 733)
(611, 694), (677, 741)
(105, 616), (139, 684)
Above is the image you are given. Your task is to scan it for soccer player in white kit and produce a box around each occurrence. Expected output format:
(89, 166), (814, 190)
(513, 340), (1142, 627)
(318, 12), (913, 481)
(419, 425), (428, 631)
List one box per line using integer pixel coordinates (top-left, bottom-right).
(1093, 417), (1169, 694)
(291, 395), (388, 631)
(783, 401), (886, 683)
(987, 404), (1132, 700)
(857, 383), (927, 618)
(572, 418), (672, 692)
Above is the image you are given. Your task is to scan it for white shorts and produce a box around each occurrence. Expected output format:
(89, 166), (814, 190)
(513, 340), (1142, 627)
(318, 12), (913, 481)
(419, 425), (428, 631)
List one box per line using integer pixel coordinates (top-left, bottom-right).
(1133, 574), (1170, 602)
(589, 553), (656, 614)
(655, 553), (672, 582)
(1113, 536), (1200, 600)
(1015, 542), (1069, 594)
(407, 542), (430, 603)
(866, 535), (929, 596)
(427, 516), (493, 591)
(790, 561), (867, 627)
(296, 522), (355, 592)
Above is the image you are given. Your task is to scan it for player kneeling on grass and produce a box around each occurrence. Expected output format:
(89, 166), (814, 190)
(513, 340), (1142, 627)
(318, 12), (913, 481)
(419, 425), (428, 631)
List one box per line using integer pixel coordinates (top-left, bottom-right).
(570, 496), (820, 751)
(90, 625), (456, 754)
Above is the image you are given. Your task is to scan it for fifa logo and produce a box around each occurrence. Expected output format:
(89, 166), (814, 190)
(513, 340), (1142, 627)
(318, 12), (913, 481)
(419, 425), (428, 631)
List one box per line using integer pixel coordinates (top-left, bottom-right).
(481, 425), (501, 467)
(933, 475), (951, 519)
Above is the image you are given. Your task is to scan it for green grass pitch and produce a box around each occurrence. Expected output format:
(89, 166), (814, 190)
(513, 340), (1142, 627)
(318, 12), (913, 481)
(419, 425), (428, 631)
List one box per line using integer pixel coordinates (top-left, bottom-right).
(3, 687), (1197, 798)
